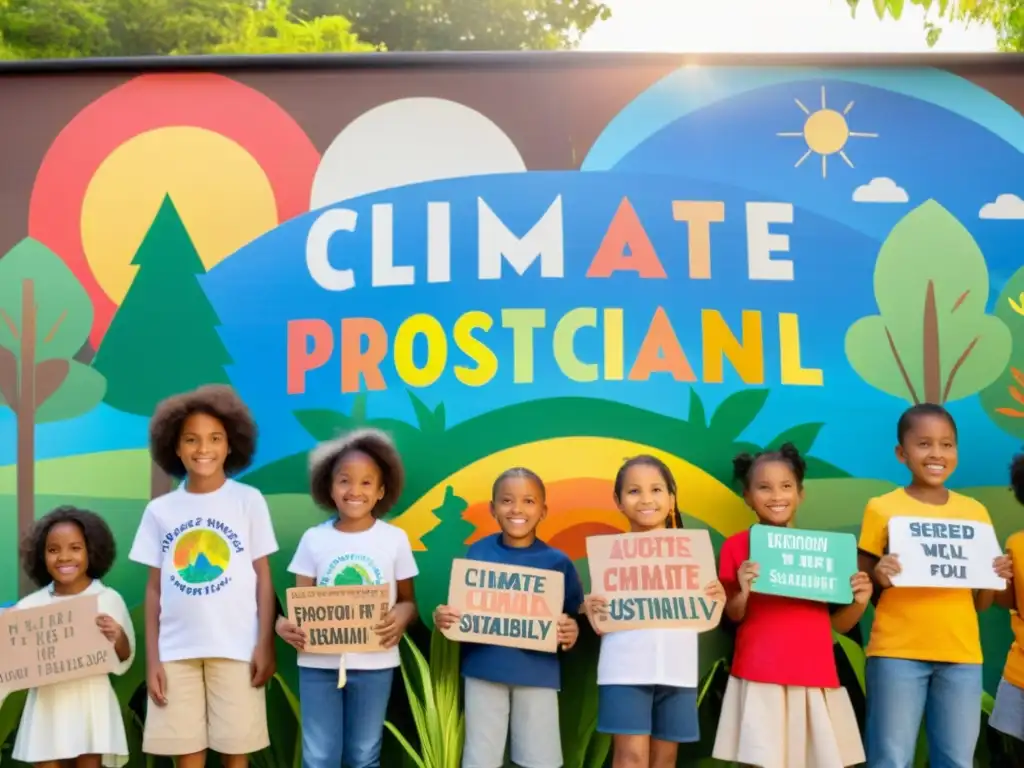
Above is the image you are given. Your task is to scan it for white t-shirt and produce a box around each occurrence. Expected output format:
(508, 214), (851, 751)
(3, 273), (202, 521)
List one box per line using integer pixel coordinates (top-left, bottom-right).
(597, 628), (699, 688)
(128, 479), (279, 664)
(287, 519), (419, 671)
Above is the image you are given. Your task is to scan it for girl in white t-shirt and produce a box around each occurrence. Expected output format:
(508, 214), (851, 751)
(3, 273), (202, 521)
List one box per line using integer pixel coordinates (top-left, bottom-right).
(584, 455), (726, 768)
(12, 506), (135, 768)
(275, 429), (420, 768)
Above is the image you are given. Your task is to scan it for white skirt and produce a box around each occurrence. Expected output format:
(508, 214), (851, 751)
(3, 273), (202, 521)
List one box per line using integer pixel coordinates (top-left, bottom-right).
(712, 676), (865, 768)
(13, 674), (129, 767)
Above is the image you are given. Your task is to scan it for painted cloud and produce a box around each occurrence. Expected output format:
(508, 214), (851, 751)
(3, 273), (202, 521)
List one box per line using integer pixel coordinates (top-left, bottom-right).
(852, 177), (909, 204)
(979, 193), (1024, 220)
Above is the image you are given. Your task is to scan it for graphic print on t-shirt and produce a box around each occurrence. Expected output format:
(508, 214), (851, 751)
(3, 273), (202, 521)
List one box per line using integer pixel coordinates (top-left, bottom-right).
(320, 553), (384, 587)
(162, 517), (246, 595)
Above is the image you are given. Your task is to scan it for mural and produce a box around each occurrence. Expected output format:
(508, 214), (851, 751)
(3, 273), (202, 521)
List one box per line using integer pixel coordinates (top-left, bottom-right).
(3, 57), (1024, 763)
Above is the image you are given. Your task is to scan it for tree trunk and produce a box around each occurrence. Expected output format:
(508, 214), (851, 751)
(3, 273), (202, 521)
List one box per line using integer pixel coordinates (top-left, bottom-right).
(151, 458), (173, 499)
(17, 279), (36, 598)
(922, 280), (942, 404)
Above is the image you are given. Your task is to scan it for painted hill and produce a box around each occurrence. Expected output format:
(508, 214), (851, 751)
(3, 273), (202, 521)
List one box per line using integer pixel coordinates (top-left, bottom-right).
(0, 449), (150, 498)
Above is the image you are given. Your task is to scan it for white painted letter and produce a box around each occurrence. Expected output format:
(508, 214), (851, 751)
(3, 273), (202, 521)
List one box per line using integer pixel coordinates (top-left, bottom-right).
(746, 202), (794, 281)
(372, 203), (415, 288)
(306, 208), (358, 291)
(478, 196), (564, 280)
(427, 202), (451, 284)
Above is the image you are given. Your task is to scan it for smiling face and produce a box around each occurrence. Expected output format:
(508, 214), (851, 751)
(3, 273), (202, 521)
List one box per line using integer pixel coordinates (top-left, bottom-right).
(616, 463), (675, 532)
(177, 411), (229, 483)
(45, 521), (89, 593)
(490, 475), (546, 545)
(744, 459), (803, 527)
(897, 413), (958, 488)
(330, 450), (386, 524)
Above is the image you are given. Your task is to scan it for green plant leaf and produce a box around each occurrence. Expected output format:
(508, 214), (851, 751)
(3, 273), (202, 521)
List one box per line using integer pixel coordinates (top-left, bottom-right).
(292, 409), (354, 441)
(687, 389), (707, 429)
(766, 422), (824, 455)
(0, 689), (27, 751)
(833, 632), (866, 694)
(35, 360), (106, 424)
(708, 389), (769, 443)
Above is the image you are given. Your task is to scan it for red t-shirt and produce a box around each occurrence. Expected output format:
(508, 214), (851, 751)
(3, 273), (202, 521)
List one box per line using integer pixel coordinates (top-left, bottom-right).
(719, 529), (840, 688)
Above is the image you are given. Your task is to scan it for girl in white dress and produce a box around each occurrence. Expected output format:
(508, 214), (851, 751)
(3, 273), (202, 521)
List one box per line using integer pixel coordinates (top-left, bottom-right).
(13, 505), (135, 768)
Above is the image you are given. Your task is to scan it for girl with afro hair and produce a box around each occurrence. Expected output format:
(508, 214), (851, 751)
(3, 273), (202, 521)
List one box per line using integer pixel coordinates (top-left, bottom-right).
(127, 385), (279, 768)
(12, 506), (135, 768)
(275, 428), (419, 768)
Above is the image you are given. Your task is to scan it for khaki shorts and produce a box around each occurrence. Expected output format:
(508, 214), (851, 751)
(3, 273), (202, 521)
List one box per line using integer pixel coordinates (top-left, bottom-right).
(143, 658), (269, 756)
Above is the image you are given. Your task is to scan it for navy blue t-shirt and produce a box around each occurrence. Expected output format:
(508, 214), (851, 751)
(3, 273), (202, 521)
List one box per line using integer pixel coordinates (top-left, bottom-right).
(458, 533), (585, 690)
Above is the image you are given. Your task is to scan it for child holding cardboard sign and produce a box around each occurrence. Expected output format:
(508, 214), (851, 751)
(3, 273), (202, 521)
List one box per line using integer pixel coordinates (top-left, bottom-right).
(584, 455), (726, 768)
(858, 404), (1013, 768)
(274, 429), (419, 768)
(434, 467), (583, 768)
(13, 506), (135, 768)
(129, 386), (280, 767)
(712, 444), (870, 768)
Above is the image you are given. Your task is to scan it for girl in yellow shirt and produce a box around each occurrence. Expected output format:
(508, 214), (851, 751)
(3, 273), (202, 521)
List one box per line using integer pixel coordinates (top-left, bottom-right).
(857, 403), (1012, 768)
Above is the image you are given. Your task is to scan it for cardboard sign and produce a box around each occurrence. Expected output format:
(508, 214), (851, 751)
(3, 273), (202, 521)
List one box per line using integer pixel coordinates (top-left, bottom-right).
(441, 559), (565, 652)
(586, 529), (722, 632)
(287, 584), (390, 654)
(888, 517), (1005, 590)
(749, 525), (858, 603)
(0, 595), (116, 693)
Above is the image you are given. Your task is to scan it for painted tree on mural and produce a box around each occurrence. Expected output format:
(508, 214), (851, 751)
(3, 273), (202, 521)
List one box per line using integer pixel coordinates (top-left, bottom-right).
(92, 195), (232, 499)
(417, 485), (472, 628)
(979, 264), (1024, 437)
(844, 200), (1011, 405)
(0, 238), (106, 596)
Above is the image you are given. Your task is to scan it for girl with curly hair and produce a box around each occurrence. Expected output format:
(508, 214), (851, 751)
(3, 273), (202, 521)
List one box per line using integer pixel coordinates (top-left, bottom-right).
(13, 506), (135, 768)
(275, 428), (419, 768)
(127, 385), (279, 768)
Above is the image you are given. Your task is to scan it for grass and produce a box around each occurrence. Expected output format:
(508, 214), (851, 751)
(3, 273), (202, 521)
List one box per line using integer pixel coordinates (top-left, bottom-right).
(0, 450), (150, 499)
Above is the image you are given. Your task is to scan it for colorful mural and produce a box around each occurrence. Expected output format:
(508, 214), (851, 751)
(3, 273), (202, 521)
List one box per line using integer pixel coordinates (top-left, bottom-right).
(4, 55), (1024, 763)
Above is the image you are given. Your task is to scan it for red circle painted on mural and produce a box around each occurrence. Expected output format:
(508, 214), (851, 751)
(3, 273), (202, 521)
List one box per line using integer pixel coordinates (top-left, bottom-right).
(28, 72), (320, 348)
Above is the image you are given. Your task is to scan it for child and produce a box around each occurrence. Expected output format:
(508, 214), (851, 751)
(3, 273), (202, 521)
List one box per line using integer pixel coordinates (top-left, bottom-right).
(858, 403), (1013, 767)
(128, 385), (279, 768)
(986, 453), (1024, 764)
(712, 443), (870, 768)
(585, 455), (726, 768)
(13, 506), (135, 768)
(433, 467), (584, 768)
(274, 429), (419, 768)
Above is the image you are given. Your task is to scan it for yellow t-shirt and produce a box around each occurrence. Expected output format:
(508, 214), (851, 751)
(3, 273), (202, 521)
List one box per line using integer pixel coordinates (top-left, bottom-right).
(858, 488), (992, 664)
(1002, 532), (1024, 687)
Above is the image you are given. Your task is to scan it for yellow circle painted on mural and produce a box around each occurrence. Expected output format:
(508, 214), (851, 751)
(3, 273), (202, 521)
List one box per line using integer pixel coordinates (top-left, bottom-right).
(81, 126), (279, 304)
(392, 436), (753, 551)
(803, 109), (850, 155)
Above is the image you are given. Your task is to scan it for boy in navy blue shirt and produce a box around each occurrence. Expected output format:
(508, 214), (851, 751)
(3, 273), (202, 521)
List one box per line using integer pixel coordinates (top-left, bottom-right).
(435, 467), (583, 768)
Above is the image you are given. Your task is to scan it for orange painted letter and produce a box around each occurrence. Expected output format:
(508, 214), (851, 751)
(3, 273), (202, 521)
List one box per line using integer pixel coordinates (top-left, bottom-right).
(340, 318), (387, 393)
(586, 198), (667, 279)
(287, 319), (333, 395)
(628, 307), (696, 382)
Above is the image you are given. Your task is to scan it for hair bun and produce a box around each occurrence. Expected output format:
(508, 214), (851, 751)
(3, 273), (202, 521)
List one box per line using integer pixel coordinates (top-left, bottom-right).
(732, 453), (755, 483)
(1011, 454), (1024, 506)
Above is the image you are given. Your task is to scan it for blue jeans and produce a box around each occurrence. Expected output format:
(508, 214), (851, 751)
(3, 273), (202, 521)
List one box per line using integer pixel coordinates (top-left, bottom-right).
(866, 657), (982, 768)
(299, 666), (395, 768)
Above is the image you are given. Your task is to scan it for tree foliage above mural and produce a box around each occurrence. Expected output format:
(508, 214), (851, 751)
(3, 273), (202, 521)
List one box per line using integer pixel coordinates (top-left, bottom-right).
(843, 0), (1024, 50)
(0, 0), (608, 58)
(844, 200), (1011, 405)
(0, 237), (106, 596)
